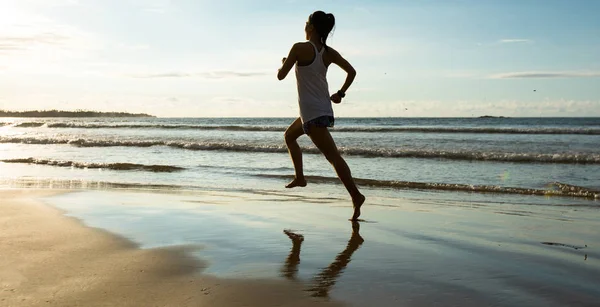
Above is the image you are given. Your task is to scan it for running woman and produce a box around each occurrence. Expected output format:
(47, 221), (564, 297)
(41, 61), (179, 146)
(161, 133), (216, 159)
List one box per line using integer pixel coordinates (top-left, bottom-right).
(277, 10), (365, 221)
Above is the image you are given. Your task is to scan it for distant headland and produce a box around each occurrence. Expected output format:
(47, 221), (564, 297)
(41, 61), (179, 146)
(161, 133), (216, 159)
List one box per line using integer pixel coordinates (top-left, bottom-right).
(478, 115), (509, 119)
(0, 110), (155, 118)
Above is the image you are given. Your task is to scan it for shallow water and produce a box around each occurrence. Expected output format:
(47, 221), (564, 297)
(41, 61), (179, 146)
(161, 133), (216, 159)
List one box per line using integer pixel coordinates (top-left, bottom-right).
(42, 189), (599, 307)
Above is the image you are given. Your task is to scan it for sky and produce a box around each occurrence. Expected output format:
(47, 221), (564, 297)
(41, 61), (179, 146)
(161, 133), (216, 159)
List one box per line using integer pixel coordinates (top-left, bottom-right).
(1, 0), (599, 117)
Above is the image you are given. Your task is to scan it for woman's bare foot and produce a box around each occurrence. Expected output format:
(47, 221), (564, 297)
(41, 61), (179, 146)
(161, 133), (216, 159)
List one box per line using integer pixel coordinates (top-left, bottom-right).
(283, 229), (304, 243)
(351, 194), (365, 221)
(285, 177), (307, 188)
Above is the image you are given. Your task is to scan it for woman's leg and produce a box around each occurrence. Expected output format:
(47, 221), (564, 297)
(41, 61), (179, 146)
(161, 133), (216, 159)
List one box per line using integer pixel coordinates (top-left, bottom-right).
(284, 117), (307, 188)
(307, 126), (365, 220)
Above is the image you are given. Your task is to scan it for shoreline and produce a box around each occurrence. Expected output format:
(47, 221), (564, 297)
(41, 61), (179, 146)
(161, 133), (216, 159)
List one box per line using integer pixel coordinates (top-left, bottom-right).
(0, 189), (341, 307)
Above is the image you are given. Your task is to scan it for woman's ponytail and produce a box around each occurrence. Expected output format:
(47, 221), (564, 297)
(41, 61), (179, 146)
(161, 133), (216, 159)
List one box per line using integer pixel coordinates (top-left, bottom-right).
(310, 11), (336, 50)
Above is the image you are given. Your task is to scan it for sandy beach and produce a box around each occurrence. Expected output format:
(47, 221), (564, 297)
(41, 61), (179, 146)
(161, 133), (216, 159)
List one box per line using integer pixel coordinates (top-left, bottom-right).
(0, 189), (342, 307)
(1, 187), (599, 307)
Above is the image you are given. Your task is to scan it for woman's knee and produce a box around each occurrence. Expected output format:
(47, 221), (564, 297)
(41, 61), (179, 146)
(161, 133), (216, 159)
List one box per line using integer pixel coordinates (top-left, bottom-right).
(284, 130), (297, 145)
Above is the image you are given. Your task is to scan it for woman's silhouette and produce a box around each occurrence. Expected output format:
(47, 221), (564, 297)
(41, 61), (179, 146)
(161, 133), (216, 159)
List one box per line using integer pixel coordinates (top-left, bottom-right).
(277, 10), (365, 220)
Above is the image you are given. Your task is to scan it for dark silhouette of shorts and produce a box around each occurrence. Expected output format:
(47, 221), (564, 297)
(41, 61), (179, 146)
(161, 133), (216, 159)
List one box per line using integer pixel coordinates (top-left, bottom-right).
(303, 116), (335, 135)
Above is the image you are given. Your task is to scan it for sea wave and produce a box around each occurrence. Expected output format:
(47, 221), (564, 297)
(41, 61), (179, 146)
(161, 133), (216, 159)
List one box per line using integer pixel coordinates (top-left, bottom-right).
(47, 122), (284, 131)
(1, 158), (184, 172)
(196, 164), (293, 172)
(15, 122), (45, 128)
(3, 174), (595, 200)
(335, 127), (600, 135)
(0, 178), (183, 190)
(257, 175), (600, 200)
(9, 121), (600, 135)
(1, 136), (599, 164)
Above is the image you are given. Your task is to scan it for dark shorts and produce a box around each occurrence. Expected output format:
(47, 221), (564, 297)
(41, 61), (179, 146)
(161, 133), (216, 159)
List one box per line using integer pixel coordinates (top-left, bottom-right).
(303, 116), (335, 135)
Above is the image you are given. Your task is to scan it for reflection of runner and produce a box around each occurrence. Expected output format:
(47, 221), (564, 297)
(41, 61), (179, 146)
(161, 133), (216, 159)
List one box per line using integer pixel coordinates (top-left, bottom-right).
(281, 221), (364, 297)
(277, 10), (365, 220)
(281, 230), (304, 280)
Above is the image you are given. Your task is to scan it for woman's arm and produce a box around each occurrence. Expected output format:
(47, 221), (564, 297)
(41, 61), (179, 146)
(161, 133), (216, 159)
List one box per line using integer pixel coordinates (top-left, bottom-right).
(329, 48), (356, 103)
(277, 43), (300, 80)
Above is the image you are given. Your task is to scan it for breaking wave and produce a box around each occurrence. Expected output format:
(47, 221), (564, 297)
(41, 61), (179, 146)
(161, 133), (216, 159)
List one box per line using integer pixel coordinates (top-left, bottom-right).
(1, 136), (599, 164)
(1, 175), (597, 200)
(257, 174), (600, 200)
(9, 122), (600, 135)
(1, 158), (184, 172)
(15, 122), (45, 128)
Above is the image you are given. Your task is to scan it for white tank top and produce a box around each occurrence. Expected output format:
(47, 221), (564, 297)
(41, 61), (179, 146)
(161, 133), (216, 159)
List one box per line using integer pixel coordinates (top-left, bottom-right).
(295, 41), (334, 123)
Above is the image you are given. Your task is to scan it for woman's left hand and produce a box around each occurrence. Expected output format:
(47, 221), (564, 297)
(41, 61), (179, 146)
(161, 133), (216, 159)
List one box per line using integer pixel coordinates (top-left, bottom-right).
(330, 93), (342, 104)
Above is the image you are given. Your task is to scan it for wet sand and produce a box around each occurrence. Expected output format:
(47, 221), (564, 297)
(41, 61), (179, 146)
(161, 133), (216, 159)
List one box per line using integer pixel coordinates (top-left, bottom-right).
(0, 190), (341, 307)
(2, 188), (600, 307)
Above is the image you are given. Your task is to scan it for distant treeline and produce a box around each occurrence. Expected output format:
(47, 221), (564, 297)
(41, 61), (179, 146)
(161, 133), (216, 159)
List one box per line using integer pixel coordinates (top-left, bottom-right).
(0, 110), (155, 118)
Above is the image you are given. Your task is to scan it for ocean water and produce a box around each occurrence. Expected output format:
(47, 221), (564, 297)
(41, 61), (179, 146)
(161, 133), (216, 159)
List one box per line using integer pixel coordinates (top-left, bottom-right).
(3, 117), (600, 306)
(1, 117), (599, 204)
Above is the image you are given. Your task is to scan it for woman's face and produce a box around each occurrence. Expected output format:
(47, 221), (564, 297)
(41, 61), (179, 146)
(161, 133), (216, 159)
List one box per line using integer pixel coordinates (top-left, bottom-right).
(305, 18), (314, 40)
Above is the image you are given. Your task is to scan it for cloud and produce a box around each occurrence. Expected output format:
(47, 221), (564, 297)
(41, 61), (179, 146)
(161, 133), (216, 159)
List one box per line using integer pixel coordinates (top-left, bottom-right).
(126, 70), (270, 79)
(490, 71), (600, 79)
(477, 39), (534, 47)
(0, 32), (69, 52)
(210, 96), (252, 104)
(340, 99), (600, 117)
(127, 72), (192, 78)
(199, 71), (269, 79)
(0, 4), (101, 74)
(467, 99), (600, 117)
(498, 39), (533, 44)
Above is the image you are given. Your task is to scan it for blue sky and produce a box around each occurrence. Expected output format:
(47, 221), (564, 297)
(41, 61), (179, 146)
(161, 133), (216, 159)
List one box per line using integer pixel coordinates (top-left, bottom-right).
(1, 0), (599, 117)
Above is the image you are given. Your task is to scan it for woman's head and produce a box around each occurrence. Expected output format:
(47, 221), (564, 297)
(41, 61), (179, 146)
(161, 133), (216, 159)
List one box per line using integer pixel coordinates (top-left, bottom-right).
(305, 11), (335, 49)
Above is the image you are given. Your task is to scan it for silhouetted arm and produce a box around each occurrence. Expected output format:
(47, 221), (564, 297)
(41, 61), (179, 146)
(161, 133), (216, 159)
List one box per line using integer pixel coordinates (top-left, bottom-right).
(329, 47), (356, 103)
(278, 43), (300, 80)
